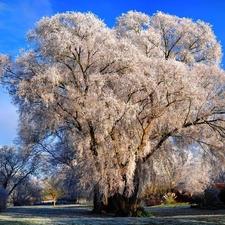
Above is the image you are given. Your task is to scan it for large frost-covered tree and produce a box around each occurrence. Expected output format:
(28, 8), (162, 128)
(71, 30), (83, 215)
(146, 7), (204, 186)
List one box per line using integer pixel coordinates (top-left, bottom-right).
(1, 11), (225, 216)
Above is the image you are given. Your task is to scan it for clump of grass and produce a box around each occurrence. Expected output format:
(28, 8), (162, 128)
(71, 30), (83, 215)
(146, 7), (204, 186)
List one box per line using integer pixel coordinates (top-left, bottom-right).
(163, 192), (177, 205)
(136, 206), (154, 217)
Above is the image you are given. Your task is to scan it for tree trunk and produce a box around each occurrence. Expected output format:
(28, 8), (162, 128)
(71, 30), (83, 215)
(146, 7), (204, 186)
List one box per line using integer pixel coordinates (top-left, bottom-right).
(93, 160), (141, 217)
(93, 184), (104, 214)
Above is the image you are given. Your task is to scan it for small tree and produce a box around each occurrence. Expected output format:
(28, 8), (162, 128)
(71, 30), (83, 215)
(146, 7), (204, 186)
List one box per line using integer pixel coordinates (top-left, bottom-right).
(42, 177), (65, 206)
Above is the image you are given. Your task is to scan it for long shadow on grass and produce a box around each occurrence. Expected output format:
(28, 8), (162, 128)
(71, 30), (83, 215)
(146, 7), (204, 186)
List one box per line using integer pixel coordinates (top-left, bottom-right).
(1, 205), (225, 225)
(2, 205), (93, 218)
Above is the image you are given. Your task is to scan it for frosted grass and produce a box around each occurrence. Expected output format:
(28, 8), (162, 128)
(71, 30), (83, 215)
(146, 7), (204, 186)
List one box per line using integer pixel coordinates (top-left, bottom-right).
(1, 205), (225, 224)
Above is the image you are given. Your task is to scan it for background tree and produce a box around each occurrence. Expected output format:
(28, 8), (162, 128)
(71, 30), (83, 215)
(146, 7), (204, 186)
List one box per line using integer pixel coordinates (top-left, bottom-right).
(42, 176), (65, 206)
(55, 165), (83, 204)
(0, 11), (225, 216)
(0, 146), (39, 197)
(140, 145), (213, 205)
(10, 176), (42, 206)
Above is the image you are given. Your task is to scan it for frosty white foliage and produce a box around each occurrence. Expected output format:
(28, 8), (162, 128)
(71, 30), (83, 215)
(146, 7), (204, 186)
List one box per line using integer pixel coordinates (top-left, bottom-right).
(143, 145), (212, 195)
(0, 11), (225, 200)
(116, 11), (222, 64)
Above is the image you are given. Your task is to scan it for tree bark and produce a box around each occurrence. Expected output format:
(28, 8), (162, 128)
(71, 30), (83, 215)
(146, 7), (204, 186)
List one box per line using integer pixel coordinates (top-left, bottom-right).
(92, 160), (142, 217)
(92, 184), (104, 214)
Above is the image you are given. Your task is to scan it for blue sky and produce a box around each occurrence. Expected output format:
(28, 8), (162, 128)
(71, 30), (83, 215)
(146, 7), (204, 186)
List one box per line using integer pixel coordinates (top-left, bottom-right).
(0, 0), (225, 146)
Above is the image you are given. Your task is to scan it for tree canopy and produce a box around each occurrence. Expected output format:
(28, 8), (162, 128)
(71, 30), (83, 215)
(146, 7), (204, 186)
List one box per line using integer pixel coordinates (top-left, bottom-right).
(0, 11), (225, 216)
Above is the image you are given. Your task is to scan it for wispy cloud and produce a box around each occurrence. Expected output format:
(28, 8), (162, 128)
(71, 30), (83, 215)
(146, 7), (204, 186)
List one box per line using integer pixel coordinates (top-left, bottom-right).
(17, 0), (53, 28)
(0, 0), (53, 54)
(0, 1), (8, 10)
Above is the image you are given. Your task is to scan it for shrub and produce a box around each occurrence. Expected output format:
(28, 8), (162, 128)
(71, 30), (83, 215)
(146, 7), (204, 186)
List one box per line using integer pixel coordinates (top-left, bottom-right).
(190, 185), (225, 208)
(189, 193), (204, 207)
(219, 188), (225, 204)
(136, 206), (154, 217)
(204, 186), (222, 207)
(140, 183), (170, 206)
(0, 187), (8, 211)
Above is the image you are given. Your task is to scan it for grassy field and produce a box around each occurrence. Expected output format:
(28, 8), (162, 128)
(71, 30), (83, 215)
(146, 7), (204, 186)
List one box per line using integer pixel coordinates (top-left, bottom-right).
(1, 204), (225, 225)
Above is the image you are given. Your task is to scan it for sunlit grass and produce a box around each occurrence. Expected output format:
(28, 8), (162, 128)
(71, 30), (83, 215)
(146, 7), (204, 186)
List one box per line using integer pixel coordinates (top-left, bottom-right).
(149, 202), (190, 208)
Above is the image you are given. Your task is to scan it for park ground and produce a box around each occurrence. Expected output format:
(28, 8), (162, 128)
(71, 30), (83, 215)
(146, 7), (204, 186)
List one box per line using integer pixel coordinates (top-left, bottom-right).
(1, 204), (225, 224)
